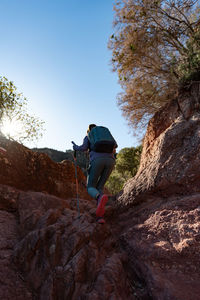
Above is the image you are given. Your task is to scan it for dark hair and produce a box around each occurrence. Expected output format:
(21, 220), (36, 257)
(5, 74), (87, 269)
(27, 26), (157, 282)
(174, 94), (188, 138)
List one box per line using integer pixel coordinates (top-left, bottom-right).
(87, 124), (96, 133)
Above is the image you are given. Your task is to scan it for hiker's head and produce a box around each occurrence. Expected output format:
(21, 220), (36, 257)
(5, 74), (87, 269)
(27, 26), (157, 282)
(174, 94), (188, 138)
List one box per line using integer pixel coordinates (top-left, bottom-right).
(87, 124), (96, 134)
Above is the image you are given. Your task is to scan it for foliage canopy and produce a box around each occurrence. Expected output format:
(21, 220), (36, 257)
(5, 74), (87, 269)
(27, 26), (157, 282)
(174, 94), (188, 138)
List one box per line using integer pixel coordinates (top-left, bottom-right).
(109, 0), (200, 130)
(0, 77), (45, 143)
(106, 145), (142, 194)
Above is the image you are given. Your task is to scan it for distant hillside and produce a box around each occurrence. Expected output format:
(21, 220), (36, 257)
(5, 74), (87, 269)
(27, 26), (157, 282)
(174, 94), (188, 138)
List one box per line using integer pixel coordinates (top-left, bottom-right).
(32, 147), (73, 162)
(32, 147), (89, 175)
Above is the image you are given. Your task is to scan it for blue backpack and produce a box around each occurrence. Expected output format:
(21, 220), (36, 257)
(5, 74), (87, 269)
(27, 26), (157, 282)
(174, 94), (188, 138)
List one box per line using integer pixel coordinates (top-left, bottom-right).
(88, 126), (117, 153)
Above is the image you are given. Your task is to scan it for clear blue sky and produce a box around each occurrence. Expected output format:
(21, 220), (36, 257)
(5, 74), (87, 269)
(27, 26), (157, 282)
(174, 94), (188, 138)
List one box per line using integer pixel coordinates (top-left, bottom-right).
(0, 0), (141, 151)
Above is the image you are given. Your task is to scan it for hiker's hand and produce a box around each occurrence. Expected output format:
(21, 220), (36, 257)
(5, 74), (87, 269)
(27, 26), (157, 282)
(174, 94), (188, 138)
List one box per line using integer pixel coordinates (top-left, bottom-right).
(71, 141), (76, 150)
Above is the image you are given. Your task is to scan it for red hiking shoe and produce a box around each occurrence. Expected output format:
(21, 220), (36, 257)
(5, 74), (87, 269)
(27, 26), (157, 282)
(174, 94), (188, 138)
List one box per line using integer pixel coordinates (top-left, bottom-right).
(96, 194), (108, 217)
(0, 147), (7, 154)
(96, 217), (106, 224)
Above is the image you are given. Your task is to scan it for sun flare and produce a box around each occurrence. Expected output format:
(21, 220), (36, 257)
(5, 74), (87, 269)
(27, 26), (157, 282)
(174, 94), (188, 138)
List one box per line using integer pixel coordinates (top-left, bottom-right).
(1, 117), (23, 139)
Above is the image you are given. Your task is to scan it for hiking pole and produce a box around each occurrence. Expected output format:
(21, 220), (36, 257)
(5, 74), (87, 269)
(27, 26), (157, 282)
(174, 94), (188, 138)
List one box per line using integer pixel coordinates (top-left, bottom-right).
(73, 150), (80, 218)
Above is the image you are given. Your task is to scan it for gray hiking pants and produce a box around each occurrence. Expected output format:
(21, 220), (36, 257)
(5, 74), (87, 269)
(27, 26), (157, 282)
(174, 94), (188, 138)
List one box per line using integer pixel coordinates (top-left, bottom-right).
(87, 157), (115, 199)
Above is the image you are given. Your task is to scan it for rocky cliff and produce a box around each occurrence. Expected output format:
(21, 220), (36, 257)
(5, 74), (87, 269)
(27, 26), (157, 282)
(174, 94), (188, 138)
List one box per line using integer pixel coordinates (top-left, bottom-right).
(0, 136), (89, 200)
(119, 81), (200, 205)
(31, 147), (89, 176)
(1, 82), (200, 300)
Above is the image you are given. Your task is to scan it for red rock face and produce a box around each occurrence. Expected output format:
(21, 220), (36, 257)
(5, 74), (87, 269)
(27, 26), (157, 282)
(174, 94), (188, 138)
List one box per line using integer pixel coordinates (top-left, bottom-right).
(118, 193), (200, 300)
(119, 82), (200, 205)
(1, 182), (200, 300)
(0, 137), (90, 200)
(0, 184), (136, 300)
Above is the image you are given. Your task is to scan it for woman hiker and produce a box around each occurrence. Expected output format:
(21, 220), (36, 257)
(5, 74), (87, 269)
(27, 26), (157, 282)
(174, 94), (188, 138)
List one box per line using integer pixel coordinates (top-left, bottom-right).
(72, 124), (117, 224)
